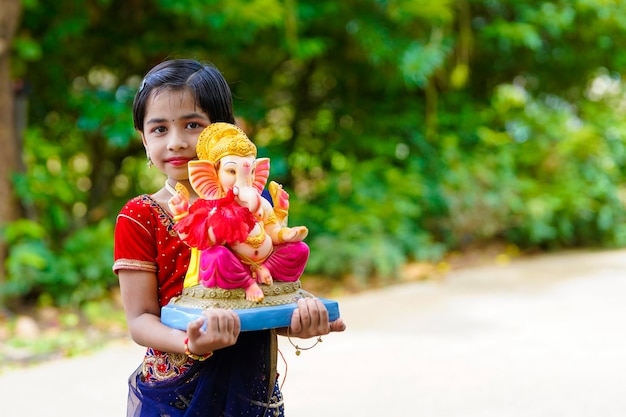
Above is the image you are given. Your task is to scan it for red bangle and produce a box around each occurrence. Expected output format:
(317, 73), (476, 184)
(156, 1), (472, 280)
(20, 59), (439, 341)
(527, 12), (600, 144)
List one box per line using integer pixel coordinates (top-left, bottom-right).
(184, 337), (213, 361)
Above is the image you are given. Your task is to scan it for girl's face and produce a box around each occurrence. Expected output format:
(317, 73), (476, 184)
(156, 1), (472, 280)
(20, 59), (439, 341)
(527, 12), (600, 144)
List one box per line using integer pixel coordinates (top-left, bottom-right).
(141, 88), (211, 183)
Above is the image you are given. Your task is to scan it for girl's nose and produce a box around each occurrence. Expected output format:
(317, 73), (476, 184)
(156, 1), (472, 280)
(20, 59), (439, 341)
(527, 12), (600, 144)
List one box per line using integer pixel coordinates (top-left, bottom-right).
(168, 129), (189, 150)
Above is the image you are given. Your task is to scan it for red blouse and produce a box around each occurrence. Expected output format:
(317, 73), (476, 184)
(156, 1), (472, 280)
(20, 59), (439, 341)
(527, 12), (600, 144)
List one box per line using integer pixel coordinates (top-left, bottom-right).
(113, 195), (195, 382)
(113, 194), (191, 307)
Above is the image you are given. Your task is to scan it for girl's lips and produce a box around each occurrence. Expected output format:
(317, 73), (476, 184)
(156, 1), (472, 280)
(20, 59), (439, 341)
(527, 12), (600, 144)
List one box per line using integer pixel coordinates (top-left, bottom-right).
(166, 158), (192, 167)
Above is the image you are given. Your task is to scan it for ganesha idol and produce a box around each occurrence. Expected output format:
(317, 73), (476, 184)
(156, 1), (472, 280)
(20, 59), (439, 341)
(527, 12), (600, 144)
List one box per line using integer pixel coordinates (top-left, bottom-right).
(161, 123), (339, 331)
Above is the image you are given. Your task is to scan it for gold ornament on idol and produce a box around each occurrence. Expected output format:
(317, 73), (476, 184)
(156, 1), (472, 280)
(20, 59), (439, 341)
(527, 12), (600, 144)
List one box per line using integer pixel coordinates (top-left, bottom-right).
(197, 123), (257, 164)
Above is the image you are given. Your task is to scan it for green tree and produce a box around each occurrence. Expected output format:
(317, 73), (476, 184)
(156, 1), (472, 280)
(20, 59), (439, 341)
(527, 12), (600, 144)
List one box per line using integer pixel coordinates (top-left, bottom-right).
(0, 0), (23, 298)
(5, 0), (626, 305)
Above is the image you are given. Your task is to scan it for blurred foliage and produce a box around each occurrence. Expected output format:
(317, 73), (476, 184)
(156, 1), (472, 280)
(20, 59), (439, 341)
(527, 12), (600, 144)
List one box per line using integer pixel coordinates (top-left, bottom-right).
(0, 298), (127, 369)
(3, 0), (626, 305)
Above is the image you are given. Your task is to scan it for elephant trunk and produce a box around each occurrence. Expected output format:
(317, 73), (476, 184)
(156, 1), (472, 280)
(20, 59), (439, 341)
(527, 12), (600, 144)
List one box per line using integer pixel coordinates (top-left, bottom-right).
(233, 161), (261, 213)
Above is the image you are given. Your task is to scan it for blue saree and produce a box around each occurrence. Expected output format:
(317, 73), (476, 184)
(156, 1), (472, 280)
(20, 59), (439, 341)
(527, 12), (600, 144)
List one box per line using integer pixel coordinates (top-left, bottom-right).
(127, 330), (284, 417)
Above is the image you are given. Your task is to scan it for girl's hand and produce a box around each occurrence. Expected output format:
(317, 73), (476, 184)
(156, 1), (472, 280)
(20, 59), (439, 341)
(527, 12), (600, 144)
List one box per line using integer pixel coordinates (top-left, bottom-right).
(288, 298), (346, 339)
(186, 309), (241, 355)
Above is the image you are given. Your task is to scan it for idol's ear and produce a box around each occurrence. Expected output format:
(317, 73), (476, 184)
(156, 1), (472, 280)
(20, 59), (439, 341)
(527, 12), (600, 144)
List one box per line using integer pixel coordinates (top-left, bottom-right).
(253, 158), (270, 193)
(188, 161), (222, 199)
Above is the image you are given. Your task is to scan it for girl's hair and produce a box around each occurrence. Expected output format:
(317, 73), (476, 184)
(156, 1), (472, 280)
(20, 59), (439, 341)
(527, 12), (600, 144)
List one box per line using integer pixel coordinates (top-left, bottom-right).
(133, 59), (235, 131)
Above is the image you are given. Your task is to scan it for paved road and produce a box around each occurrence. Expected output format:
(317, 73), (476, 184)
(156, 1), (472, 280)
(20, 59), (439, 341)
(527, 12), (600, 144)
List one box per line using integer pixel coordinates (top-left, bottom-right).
(1, 249), (625, 416)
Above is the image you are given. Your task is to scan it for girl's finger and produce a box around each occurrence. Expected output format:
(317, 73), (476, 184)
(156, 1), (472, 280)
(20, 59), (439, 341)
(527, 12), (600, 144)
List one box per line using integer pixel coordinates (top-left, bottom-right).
(329, 318), (346, 333)
(232, 312), (241, 335)
(187, 316), (205, 336)
(298, 300), (312, 329)
(290, 303), (303, 333)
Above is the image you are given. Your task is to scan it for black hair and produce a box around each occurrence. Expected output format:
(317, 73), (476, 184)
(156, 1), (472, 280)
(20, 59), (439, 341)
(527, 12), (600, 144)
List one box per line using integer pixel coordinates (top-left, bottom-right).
(132, 59), (235, 131)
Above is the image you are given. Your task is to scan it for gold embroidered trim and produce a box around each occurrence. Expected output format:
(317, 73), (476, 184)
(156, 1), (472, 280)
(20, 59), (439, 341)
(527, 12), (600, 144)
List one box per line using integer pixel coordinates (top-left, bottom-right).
(249, 396), (284, 409)
(117, 213), (153, 238)
(142, 352), (189, 381)
(142, 195), (178, 237)
(113, 258), (157, 273)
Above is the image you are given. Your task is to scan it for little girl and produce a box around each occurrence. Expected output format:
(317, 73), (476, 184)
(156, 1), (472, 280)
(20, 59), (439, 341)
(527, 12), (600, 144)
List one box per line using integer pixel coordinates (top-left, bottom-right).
(113, 59), (345, 417)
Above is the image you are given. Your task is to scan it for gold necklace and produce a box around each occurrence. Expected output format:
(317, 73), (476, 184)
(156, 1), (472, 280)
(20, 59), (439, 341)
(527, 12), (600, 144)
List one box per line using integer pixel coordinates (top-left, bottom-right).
(245, 226), (267, 248)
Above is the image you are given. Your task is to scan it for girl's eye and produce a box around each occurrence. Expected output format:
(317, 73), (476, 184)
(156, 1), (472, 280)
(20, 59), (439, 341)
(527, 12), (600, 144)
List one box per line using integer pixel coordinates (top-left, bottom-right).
(152, 126), (167, 134)
(187, 122), (202, 129)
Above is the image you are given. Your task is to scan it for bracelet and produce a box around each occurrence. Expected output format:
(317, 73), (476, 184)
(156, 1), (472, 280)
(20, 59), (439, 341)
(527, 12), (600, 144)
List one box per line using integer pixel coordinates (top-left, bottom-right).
(184, 338), (213, 361)
(287, 328), (322, 356)
(277, 227), (287, 243)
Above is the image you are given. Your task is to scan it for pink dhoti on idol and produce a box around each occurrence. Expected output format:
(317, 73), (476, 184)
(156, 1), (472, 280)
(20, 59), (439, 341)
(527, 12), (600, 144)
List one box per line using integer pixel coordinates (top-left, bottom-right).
(161, 123), (339, 331)
(197, 243), (309, 290)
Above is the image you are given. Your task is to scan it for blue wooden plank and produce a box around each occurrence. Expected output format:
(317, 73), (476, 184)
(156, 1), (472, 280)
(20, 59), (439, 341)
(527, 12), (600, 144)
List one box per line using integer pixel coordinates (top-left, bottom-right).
(161, 298), (340, 332)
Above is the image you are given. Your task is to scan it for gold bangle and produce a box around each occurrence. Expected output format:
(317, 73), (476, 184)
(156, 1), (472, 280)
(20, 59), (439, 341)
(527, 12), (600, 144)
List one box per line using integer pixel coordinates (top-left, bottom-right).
(278, 227), (287, 243)
(287, 328), (322, 356)
(184, 337), (213, 361)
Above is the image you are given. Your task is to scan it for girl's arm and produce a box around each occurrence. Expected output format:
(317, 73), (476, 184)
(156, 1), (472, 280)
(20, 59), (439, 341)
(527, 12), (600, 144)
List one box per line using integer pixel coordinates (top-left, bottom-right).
(119, 269), (241, 356)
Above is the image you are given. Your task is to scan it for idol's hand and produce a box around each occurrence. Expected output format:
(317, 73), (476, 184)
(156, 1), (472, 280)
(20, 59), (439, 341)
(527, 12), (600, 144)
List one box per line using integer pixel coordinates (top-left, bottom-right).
(168, 184), (190, 219)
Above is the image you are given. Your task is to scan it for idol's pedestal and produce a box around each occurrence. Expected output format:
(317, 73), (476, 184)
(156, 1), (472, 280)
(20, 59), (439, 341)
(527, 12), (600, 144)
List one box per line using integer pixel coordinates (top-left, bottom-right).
(161, 281), (340, 331)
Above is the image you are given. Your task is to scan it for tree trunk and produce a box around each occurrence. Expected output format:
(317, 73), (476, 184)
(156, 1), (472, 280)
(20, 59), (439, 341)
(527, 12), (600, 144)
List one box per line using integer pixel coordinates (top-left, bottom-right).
(0, 0), (23, 298)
